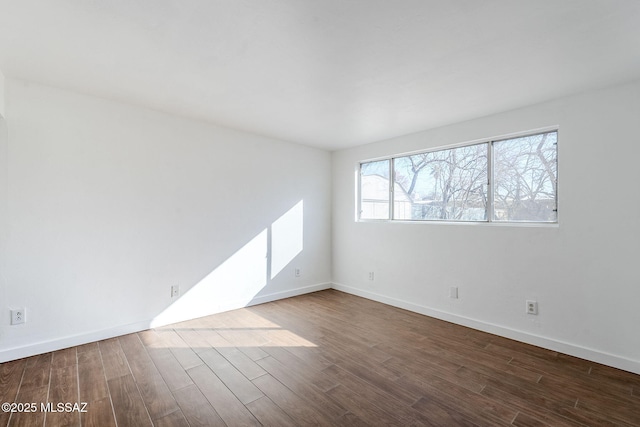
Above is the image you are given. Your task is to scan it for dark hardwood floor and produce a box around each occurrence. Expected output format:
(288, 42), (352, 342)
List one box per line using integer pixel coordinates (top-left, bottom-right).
(1, 289), (639, 426)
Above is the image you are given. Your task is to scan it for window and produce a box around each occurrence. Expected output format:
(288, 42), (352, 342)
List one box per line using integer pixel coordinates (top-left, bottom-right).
(360, 159), (390, 220)
(492, 132), (557, 222)
(358, 130), (557, 223)
(393, 144), (487, 221)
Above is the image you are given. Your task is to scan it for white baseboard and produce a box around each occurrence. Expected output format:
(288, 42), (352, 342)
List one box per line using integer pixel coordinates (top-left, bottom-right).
(4, 281), (637, 375)
(0, 282), (331, 364)
(331, 282), (640, 375)
(149, 282), (332, 328)
(249, 282), (332, 305)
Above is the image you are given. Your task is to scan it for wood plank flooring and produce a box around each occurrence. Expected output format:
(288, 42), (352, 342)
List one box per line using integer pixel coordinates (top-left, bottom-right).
(1, 289), (639, 426)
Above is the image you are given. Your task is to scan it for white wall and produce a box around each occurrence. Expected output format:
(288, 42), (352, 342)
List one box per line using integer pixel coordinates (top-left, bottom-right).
(0, 69), (8, 356)
(0, 79), (332, 362)
(0, 69), (5, 118)
(0, 117), (7, 346)
(332, 80), (640, 374)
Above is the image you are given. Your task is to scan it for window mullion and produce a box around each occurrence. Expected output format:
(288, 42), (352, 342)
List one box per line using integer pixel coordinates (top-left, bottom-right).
(389, 159), (394, 220)
(487, 141), (494, 222)
(553, 140), (558, 221)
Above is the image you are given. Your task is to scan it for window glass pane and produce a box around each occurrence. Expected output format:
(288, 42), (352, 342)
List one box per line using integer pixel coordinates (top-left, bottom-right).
(360, 160), (390, 219)
(493, 131), (557, 222)
(393, 144), (487, 220)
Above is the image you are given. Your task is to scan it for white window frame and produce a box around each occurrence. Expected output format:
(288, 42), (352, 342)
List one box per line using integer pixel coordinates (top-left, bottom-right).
(357, 127), (558, 225)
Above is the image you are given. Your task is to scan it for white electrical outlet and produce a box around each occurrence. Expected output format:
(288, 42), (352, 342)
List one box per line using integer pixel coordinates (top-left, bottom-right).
(171, 285), (180, 298)
(295, 268), (301, 277)
(526, 300), (538, 315)
(368, 272), (375, 281)
(11, 308), (26, 325)
(449, 286), (458, 299)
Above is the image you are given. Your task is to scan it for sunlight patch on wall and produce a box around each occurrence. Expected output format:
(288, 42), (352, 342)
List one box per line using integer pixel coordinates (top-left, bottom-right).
(151, 200), (304, 328)
(151, 229), (268, 327)
(270, 200), (303, 279)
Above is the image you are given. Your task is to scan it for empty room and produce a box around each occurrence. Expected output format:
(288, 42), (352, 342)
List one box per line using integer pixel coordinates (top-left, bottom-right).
(1, 1), (639, 426)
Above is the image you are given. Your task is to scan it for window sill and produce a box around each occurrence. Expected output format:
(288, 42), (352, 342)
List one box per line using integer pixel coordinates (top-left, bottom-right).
(357, 219), (559, 228)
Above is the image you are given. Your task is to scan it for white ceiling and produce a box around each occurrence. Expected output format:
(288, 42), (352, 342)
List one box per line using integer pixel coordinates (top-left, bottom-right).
(0, 1), (639, 150)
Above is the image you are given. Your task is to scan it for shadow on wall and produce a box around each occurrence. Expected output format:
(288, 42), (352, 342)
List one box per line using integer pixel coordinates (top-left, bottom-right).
(151, 200), (304, 327)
